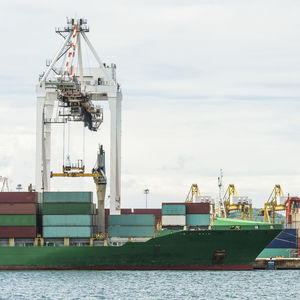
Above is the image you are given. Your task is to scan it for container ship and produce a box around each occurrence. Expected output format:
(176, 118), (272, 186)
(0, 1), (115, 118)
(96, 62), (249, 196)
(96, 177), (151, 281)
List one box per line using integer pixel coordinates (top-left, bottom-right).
(0, 18), (284, 270)
(0, 191), (282, 270)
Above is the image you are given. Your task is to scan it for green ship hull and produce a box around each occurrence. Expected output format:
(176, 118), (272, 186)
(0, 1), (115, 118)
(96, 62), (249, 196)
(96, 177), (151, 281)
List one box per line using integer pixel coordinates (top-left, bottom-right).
(0, 228), (281, 270)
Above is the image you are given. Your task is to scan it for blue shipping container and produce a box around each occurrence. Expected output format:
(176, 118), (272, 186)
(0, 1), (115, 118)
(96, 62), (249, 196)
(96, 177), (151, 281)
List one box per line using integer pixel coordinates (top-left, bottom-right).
(266, 229), (297, 249)
(43, 215), (92, 226)
(186, 214), (210, 226)
(43, 192), (92, 203)
(108, 214), (155, 226)
(108, 225), (155, 237)
(43, 226), (92, 238)
(162, 205), (186, 215)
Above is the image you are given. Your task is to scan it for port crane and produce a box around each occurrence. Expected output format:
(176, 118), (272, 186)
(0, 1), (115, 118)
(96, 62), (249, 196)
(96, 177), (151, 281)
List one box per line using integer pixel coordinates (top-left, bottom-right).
(36, 18), (122, 222)
(260, 185), (286, 223)
(222, 184), (252, 220)
(0, 176), (9, 192)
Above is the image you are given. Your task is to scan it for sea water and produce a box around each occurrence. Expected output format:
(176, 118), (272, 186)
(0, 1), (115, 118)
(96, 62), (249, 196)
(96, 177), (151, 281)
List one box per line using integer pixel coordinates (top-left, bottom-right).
(0, 270), (299, 299)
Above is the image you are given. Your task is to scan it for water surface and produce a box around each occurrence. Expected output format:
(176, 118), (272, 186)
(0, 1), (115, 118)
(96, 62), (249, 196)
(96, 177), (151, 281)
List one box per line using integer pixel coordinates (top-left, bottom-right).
(0, 270), (298, 299)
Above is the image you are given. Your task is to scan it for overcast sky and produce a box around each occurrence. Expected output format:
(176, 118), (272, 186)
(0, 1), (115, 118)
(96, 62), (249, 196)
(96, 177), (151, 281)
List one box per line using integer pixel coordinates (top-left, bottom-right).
(0, 0), (299, 209)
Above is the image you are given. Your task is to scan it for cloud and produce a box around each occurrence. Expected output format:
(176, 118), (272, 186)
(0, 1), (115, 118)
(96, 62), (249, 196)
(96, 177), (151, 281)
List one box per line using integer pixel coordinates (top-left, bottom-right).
(0, 1), (299, 208)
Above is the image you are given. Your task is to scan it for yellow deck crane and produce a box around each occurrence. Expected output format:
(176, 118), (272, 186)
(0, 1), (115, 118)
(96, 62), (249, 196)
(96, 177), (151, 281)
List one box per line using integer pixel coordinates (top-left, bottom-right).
(185, 184), (215, 216)
(223, 184), (252, 220)
(51, 145), (107, 235)
(261, 185), (286, 223)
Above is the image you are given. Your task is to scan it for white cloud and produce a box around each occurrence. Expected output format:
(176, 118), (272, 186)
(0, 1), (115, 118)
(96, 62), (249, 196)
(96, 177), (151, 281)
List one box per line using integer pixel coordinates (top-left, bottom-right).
(0, 0), (299, 209)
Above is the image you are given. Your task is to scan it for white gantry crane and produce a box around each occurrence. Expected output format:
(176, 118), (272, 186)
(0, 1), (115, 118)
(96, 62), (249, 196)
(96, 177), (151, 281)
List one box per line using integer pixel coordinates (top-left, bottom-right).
(35, 18), (122, 215)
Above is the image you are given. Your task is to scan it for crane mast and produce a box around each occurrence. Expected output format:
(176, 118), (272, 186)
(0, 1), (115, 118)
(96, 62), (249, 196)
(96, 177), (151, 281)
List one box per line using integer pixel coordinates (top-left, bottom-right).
(35, 18), (122, 224)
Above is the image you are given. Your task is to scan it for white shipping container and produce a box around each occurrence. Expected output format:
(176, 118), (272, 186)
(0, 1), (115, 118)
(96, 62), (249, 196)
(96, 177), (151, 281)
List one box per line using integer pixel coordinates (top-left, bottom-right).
(291, 214), (300, 222)
(290, 221), (300, 229)
(162, 215), (186, 226)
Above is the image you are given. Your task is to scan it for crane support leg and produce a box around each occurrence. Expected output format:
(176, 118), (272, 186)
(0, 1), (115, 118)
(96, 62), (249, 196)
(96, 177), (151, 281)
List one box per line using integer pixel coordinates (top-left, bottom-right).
(35, 85), (55, 192)
(108, 92), (122, 215)
(96, 183), (106, 234)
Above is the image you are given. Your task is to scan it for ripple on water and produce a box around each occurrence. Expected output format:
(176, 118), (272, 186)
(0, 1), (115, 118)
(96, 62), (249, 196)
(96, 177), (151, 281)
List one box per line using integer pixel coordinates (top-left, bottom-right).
(0, 270), (298, 300)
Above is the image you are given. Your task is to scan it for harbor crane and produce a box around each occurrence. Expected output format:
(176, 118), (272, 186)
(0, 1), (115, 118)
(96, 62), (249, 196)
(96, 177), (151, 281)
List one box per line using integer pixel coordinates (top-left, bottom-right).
(222, 184), (252, 220)
(36, 18), (122, 223)
(0, 176), (9, 192)
(260, 185), (286, 223)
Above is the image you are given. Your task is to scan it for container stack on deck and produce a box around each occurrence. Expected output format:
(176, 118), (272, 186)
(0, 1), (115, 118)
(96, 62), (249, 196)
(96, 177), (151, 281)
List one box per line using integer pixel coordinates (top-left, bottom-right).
(185, 203), (210, 229)
(108, 214), (155, 238)
(162, 203), (186, 229)
(42, 192), (95, 238)
(0, 192), (37, 238)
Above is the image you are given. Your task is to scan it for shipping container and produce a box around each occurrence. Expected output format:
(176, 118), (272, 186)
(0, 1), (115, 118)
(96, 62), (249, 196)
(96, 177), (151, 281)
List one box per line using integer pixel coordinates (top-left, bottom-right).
(133, 209), (161, 218)
(43, 192), (92, 203)
(162, 215), (186, 226)
(257, 248), (297, 258)
(288, 221), (300, 229)
(43, 215), (92, 226)
(185, 203), (210, 214)
(298, 238), (300, 249)
(162, 204), (185, 215)
(120, 209), (133, 215)
(0, 226), (36, 238)
(0, 192), (37, 203)
(108, 225), (155, 237)
(266, 229), (297, 248)
(0, 215), (36, 226)
(291, 213), (300, 222)
(0, 203), (36, 215)
(43, 226), (92, 238)
(186, 214), (210, 226)
(42, 203), (93, 215)
(108, 214), (155, 226)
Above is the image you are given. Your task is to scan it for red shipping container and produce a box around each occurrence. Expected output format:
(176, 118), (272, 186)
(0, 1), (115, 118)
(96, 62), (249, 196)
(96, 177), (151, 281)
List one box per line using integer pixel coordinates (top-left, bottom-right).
(298, 238), (300, 249)
(185, 203), (210, 214)
(121, 208), (132, 215)
(0, 203), (36, 215)
(0, 192), (37, 203)
(0, 226), (36, 238)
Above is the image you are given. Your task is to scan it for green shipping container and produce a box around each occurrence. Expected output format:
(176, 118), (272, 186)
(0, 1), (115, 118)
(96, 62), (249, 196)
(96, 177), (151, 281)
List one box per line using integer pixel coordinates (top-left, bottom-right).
(108, 225), (155, 237)
(42, 203), (93, 215)
(0, 215), (36, 226)
(108, 215), (155, 226)
(257, 248), (297, 258)
(162, 205), (186, 215)
(43, 226), (92, 238)
(186, 214), (210, 226)
(43, 192), (92, 203)
(43, 215), (92, 226)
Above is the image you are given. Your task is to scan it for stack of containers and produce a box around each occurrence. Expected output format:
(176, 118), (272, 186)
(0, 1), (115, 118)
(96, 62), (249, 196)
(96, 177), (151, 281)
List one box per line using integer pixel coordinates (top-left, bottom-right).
(108, 214), (155, 237)
(185, 203), (210, 228)
(42, 192), (95, 238)
(161, 203), (186, 229)
(0, 192), (37, 238)
(258, 229), (298, 258)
